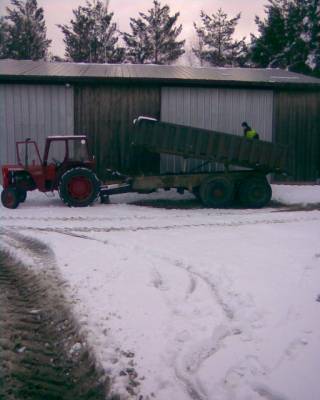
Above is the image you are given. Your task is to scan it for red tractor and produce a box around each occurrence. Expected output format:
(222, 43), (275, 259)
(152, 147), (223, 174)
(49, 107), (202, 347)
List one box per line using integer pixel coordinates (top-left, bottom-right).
(1, 136), (101, 209)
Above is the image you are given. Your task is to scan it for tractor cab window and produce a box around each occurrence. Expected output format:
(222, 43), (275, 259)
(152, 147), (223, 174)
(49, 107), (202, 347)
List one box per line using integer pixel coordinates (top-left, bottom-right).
(68, 139), (89, 162)
(17, 141), (41, 167)
(47, 140), (67, 165)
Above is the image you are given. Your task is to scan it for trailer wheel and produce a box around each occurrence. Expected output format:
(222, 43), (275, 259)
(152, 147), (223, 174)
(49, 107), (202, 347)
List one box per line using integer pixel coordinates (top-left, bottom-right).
(199, 176), (235, 208)
(192, 187), (201, 201)
(58, 167), (100, 207)
(1, 188), (20, 209)
(238, 176), (272, 208)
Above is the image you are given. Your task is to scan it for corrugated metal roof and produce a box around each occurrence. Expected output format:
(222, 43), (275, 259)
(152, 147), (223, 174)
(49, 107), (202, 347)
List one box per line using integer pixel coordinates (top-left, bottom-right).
(1, 59), (320, 88)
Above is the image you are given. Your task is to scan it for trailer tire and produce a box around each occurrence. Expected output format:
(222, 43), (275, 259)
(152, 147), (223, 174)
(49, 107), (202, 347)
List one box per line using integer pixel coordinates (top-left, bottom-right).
(238, 176), (272, 208)
(59, 167), (100, 207)
(192, 187), (201, 201)
(199, 176), (235, 208)
(1, 188), (20, 209)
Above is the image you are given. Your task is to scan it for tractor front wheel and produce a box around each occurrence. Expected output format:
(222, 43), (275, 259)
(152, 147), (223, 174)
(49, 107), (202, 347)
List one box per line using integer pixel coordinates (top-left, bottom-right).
(58, 167), (100, 207)
(1, 188), (20, 209)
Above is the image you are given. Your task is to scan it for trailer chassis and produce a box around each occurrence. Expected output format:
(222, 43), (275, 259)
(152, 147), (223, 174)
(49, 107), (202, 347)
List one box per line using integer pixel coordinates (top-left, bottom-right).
(100, 169), (272, 208)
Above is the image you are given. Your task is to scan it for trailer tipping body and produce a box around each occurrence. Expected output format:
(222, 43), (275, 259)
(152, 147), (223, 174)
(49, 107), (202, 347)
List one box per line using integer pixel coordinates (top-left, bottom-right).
(132, 117), (289, 174)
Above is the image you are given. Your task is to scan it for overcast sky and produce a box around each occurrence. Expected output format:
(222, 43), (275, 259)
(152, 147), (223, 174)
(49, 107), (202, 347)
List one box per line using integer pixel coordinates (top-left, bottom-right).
(0, 0), (267, 57)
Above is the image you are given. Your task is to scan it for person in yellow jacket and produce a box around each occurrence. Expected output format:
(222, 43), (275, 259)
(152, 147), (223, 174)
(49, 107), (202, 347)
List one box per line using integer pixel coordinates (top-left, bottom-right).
(241, 121), (260, 140)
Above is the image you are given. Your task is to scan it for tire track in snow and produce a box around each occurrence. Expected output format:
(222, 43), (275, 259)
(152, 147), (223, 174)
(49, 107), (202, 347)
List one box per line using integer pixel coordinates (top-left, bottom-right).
(132, 247), (242, 400)
(1, 226), (109, 246)
(268, 253), (320, 378)
(252, 383), (289, 400)
(0, 208), (264, 223)
(172, 259), (235, 320)
(162, 253), (305, 400)
(2, 213), (320, 236)
(108, 240), (233, 400)
(186, 275), (197, 298)
(1, 230), (55, 264)
(1, 214), (171, 222)
(174, 325), (235, 400)
(145, 253), (269, 400)
(150, 268), (169, 291)
(0, 237), (110, 400)
(164, 257), (240, 400)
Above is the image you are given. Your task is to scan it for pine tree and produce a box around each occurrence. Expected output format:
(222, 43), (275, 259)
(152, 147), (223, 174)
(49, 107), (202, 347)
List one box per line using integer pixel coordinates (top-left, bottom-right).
(59, 0), (124, 63)
(122, 0), (185, 65)
(4, 0), (51, 60)
(0, 17), (10, 58)
(193, 8), (247, 67)
(299, 0), (320, 76)
(250, 3), (287, 68)
(251, 0), (320, 76)
(123, 18), (152, 64)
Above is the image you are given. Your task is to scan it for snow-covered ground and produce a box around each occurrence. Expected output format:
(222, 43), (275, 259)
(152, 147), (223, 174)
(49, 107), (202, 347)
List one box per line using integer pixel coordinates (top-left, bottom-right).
(272, 184), (320, 206)
(1, 185), (320, 400)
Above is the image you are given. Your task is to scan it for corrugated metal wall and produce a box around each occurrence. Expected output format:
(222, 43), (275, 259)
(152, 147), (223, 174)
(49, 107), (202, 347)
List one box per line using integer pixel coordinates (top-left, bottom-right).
(0, 84), (74, 166)
(273, 90), (320, 181)
(160, 87), (274, 173)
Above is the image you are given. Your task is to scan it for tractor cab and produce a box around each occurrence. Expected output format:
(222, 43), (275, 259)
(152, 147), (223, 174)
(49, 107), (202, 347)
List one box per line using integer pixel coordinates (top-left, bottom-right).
(15, 135), (91, 166)
(1, 136), (100, 209)
(43, 136), (91, 167)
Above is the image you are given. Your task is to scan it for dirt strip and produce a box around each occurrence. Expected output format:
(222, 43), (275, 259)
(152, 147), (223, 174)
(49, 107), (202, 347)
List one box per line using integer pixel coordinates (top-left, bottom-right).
(0, 250), (117, 400)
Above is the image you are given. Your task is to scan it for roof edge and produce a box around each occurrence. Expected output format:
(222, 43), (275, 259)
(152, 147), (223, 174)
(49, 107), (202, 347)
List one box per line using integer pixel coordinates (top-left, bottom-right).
(1, 74), (320, 91)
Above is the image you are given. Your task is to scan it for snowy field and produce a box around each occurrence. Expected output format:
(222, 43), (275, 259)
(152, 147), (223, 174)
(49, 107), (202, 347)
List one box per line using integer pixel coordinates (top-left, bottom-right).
(1, 185), (320, 400)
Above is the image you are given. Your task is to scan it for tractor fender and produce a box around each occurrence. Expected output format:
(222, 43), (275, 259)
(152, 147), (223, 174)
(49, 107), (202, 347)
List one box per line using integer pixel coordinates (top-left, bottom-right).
(56, 164), (96, 185)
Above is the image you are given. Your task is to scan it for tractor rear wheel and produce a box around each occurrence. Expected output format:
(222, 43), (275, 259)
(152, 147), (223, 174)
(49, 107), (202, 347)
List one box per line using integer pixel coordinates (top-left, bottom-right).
(18, 189), (27, 203)
(238, 176), (272, 208)
(199, 176), (235, 208)
(1, 188), (20, 209)
(58, 167), (100, 207)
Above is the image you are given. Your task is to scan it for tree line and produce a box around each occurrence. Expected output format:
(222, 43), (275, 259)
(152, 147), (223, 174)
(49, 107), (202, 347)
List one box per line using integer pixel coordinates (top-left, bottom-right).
(0, 0), (319, 77)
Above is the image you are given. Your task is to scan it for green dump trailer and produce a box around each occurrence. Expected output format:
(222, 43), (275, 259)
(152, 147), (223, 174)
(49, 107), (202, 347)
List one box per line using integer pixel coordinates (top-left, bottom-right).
(102, 117), (289, 208)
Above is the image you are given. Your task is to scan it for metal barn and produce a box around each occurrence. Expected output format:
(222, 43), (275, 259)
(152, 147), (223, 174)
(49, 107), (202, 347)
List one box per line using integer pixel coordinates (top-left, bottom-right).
(0, 59), (319, 181)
